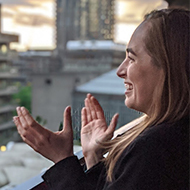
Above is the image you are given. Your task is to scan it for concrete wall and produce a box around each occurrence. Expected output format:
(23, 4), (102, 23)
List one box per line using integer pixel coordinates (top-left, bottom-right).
(31, 71), (101, 131)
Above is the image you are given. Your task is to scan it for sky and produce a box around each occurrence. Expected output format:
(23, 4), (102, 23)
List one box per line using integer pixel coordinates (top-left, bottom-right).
(0, 0), (168, 52)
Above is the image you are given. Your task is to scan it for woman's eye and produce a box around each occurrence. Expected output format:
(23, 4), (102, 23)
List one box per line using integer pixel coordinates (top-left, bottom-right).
(128, 56), (135, 62)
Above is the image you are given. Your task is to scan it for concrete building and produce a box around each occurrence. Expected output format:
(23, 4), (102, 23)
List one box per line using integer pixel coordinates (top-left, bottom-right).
(31, 42), (125, 131)
(18, 50), (61, 75)
(56, 0), (115, 55)
(55, 0), (121, 72)
(31, 71), (102, 131)
(64, 40), (125, 71)
(29, 0), (126, 131)
(0, 32), (24, 145)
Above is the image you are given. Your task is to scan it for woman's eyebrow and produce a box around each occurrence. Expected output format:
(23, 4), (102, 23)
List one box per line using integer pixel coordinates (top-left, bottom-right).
(126, 48), (137, 56)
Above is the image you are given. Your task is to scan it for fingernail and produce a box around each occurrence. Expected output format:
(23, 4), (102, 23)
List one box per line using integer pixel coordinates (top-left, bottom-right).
(13, 116), (18, 123)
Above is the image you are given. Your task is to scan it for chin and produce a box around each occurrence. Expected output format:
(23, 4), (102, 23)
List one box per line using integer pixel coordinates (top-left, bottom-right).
(124, 99), (134, 109)
(124, 99), (141, 113)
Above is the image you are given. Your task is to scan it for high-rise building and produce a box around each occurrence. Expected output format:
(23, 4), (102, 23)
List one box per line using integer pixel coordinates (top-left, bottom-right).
(31, 0), (125, 131)
(56, 0), (115, 54)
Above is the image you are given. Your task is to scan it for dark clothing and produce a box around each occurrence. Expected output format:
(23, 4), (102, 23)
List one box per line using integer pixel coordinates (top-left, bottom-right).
(41, 116), (189, 190)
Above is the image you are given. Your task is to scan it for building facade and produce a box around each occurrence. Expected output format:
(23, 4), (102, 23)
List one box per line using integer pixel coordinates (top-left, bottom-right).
(56, 0), (115, 55)
(29, 0), (125, 131)
(0, 33), (23, 145)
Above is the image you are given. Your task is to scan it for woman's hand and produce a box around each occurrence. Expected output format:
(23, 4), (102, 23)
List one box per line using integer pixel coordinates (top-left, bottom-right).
(81, 94), (119, 169)
(13, 106), (74, 163)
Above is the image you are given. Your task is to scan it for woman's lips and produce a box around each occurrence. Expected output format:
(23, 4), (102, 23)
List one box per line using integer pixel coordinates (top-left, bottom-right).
(124, 82), (133, 94)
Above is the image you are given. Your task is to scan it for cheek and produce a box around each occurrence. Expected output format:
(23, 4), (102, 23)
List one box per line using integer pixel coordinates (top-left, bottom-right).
(128, 65), (159, 101)
(135, 69), (164, 106)
(127, 64), (138, 81)
(128, 64), (146, 90)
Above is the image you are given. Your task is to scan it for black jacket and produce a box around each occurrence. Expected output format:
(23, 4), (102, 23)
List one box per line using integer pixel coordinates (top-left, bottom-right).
(41, 116), (189, 190)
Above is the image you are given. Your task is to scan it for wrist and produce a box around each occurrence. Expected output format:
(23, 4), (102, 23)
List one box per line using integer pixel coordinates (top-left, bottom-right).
(53, 152), (74, 163)
(84, 152), (103, 169)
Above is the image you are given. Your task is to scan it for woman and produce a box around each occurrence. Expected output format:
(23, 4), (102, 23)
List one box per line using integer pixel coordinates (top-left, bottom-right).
(13, 8), (189, 190)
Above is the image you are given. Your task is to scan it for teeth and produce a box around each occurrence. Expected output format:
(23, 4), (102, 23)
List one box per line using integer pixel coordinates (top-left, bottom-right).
(125, 84), (133, 90)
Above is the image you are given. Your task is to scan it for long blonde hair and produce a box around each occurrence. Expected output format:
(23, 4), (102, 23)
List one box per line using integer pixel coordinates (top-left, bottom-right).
(104, 8), (190, 181)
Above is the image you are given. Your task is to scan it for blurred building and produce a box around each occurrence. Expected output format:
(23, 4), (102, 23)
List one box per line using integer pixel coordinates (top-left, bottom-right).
(64, 40), (125, 71)
(18, 50), (61, 75)
(29, 0), (125, 131)
(56, 0), (115, 55)
(55, 0), (121, 71)
(0, 32), (24, 145)
(31, 43), (125, 131)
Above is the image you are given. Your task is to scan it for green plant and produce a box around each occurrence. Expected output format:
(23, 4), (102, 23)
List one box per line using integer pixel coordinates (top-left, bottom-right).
(13, 84), (31, 112)
(35, 115), (47, 126)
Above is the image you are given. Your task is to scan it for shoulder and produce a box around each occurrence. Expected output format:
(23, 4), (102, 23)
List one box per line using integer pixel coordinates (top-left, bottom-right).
(115, 115), (189, 170)
(145, 115), (189, 135)
(113, 116), (189, 187)
(139, 115), (189, 148)
(125, 115), (189, 155)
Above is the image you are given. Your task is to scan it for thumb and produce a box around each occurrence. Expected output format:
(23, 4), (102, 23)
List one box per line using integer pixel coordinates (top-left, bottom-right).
(63, 106), (73, 133)
(107, 113), (119, 135)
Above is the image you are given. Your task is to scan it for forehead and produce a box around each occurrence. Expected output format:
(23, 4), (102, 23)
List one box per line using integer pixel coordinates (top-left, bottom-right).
(127, 21), (151, 54)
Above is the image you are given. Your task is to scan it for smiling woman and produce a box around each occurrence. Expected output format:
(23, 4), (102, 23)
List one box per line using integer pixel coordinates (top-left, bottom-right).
(13, 8), (189, 190)
(117, 21), (165, 115)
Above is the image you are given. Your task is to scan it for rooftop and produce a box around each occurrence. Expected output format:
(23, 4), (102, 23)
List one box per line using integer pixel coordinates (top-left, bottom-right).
(67, 40), (126, 51)
(76, 69), (125, 95)
(19, 51), (52, 57)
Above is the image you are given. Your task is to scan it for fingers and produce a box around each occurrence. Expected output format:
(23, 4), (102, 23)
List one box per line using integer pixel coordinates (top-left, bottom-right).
(87, 95), (97, 120)
(84, 94), (104, 122)
(91, 97), (105, 120)
(14, 107), (50, 143)
(81, 107), (87, 128)
(16, 107), (45, 135)
(63, 106), (73, 134)
(106, 113), (119, 135)
(13, 116), (24, 136)
(16, 107), (28, 130)
(84, 94), (92, 122)
(13, 115), (39, 146)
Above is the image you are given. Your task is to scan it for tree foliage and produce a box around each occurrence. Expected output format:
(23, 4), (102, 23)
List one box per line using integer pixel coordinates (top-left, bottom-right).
(13, 84), (32, 113)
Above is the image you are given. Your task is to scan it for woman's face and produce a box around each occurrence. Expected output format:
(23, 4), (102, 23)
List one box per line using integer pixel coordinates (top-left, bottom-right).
(117, 22), (164, 115)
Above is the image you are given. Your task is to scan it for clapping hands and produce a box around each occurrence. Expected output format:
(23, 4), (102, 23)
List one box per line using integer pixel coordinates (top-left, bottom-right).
(81, 94), (119, 169)
(13, 94), (118, 169)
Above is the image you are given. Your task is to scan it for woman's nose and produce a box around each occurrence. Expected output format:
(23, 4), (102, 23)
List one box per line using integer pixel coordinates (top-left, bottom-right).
(117, 59), (127, 78)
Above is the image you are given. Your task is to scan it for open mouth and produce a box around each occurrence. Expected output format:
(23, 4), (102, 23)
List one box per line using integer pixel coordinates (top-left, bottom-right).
(125, 83), (133, 91)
